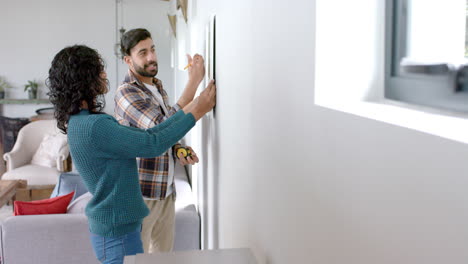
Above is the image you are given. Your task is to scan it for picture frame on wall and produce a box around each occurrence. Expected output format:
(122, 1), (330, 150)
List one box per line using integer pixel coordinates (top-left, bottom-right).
(205, 15), (216, 116)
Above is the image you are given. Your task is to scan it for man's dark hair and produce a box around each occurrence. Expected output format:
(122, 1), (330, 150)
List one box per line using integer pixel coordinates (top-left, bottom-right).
(46, 45), (107, 133)
(120, 28), (152, 58)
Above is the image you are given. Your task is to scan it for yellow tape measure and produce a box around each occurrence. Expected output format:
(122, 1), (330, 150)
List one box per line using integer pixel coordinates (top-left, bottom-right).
(177, 147), (192, 158)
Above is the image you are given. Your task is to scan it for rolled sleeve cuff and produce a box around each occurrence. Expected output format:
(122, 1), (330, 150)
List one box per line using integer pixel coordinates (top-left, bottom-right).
(172, 103), (182, 112)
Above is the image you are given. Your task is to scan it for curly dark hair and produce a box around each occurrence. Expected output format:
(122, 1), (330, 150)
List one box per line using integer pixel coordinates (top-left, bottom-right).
(46, 45), (107, 133)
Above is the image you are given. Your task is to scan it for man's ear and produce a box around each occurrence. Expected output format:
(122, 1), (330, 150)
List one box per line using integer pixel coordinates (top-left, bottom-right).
(123, 55), (132, 66)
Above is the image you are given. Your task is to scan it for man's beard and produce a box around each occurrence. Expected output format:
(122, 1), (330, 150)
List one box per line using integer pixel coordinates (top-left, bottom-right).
(134, 61), (158, 77)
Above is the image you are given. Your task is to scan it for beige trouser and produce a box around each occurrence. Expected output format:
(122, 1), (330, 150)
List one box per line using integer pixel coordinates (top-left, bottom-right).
(141, 194), (175, 253)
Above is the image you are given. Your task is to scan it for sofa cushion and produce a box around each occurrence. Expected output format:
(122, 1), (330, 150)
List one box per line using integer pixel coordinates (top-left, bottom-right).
(1, 164), (60, 186)
(173, 163), (200, 251)
(174, 163), (195, 211)
(14, 191), (74, 216)
(67, 192), (92, 214)
(50, 172), (88, 201)
(0, 214), (100, 264)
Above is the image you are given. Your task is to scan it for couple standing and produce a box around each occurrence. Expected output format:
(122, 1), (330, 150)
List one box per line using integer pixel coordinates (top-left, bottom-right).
(47, 28), (215, 264)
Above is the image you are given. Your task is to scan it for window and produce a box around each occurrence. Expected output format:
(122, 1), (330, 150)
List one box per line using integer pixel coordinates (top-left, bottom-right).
(386, 0), (468, 112)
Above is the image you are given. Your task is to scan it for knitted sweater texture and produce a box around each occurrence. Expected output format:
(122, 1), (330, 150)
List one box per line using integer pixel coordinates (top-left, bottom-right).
(67, 109), (195, 237)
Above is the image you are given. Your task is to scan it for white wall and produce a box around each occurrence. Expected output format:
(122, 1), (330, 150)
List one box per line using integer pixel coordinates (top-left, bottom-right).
(0, 0), (172, 117)
(0, 0), (115, 117)
(181, 0), (468, 263)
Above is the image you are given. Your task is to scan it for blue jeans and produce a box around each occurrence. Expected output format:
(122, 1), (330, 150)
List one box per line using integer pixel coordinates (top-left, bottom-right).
(89, 228), (143, 264)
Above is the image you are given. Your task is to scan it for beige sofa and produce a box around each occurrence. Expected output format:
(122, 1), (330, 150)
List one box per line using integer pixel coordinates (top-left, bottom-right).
(0, 163), (200, 264)
(0, 213), (99, 264)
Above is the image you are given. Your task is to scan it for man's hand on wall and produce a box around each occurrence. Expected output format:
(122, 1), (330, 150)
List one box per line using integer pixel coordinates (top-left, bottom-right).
(187, 54), (205, 86)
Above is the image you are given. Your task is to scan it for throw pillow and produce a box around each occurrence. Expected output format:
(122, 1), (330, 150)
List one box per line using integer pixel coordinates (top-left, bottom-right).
(31, 133), (69, 168)
(50, 172), (88, 201)
(14, 191), (75, 216)
(67, 192), (92, 214)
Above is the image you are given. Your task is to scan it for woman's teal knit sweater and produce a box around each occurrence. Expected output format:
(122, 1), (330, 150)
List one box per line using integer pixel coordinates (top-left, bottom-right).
(67, 109), (195, 237)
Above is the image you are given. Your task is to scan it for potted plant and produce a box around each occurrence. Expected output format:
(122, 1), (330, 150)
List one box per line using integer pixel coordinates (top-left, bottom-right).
(0, 76), (11, 99)
(24, 80), (39, 99)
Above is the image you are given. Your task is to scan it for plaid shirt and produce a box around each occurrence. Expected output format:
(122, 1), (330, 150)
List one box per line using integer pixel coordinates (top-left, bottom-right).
(114, 70), (181, 199)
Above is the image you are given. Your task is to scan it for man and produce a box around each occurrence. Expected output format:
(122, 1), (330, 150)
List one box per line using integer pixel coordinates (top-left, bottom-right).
(114, 28), (205, 253)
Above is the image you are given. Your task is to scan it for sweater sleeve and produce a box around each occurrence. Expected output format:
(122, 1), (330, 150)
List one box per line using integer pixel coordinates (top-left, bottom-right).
(91, 110), (195, 159)
(145, 109), (185, 134)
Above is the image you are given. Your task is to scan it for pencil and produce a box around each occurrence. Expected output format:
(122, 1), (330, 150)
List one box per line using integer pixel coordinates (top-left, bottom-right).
(184, 63), (192, 70)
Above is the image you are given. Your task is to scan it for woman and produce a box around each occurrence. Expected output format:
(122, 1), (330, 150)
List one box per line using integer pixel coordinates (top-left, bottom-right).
(47, 45), (215, 264)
